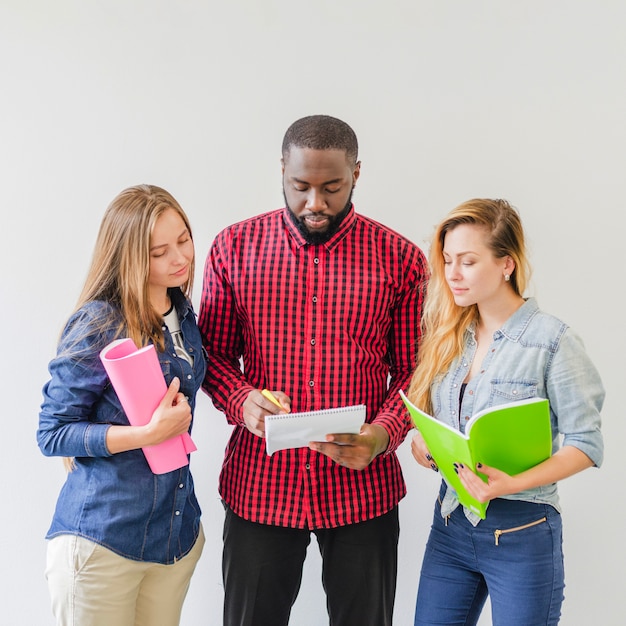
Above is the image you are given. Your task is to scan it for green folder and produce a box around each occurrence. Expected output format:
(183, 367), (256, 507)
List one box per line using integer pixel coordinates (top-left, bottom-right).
(400, 391), (552, 519)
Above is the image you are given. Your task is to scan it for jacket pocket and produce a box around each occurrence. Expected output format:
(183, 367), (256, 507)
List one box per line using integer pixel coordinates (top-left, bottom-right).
(490, 380), (538, 403)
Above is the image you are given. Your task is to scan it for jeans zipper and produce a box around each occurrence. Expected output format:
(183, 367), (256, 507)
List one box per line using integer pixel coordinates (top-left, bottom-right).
(494, 516), (547, 546)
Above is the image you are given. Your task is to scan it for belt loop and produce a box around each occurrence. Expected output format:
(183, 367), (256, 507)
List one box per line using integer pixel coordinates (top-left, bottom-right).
(437, 495), (450, 526)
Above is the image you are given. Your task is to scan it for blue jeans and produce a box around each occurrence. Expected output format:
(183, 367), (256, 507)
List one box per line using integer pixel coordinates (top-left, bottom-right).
(415, 484), (564, 626)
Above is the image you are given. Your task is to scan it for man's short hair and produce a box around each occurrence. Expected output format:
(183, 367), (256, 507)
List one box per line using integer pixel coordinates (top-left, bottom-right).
(282, 115), (358, 164)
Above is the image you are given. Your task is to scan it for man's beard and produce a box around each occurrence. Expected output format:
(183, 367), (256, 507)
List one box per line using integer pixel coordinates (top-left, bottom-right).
(283, 188), (353, 245)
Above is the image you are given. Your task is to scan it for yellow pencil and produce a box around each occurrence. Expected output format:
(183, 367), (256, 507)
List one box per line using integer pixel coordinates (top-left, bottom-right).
(261, 388), (283, 409)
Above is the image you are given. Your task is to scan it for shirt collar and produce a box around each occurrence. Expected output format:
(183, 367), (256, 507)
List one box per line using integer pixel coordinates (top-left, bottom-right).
(168, 287), (193, 318)
(498, 297), (539, 341)
(467, 297), (539, 343)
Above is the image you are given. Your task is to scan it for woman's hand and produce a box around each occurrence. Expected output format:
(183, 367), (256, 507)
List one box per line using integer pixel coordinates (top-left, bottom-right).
(455, 463), (514, 503)
(457, 446), (596, 503)
(105, 377), (191, 454)
(411, 431), (439, 472)
(143, 377), (192, 445)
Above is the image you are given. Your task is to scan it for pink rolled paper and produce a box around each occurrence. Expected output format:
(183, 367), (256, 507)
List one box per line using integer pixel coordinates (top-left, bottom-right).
(99, 338), (197, 474)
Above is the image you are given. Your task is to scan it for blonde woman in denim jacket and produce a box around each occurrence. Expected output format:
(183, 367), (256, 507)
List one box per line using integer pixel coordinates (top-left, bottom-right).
(407, 199), (604, 626)
(37, 185), (206, 626)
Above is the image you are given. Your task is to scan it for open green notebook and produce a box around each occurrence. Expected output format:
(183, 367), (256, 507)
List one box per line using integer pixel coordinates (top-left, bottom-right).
(400, 391), (552, 519)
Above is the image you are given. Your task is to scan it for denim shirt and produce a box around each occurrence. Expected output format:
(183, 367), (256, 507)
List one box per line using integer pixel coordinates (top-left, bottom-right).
(434, 298), (604, 525)
(37, 288), (207, 564)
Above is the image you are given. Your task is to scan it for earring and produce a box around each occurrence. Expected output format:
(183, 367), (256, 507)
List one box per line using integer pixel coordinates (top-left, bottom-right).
(504, 274), (510, 282)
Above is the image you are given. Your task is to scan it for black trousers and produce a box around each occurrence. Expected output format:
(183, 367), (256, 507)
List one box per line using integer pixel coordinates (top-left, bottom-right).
(222, 505), (400, 626)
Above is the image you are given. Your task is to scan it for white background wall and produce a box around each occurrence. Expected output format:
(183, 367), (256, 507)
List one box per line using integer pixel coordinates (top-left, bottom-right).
(1, 1), (623, 624)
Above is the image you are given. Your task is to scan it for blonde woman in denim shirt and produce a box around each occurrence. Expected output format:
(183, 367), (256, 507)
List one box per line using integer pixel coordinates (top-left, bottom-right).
(407, 199), (604, 626)
(38, 185), (206, 626)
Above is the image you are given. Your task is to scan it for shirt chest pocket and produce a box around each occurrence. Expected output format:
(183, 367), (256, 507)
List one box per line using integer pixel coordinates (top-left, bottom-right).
(490, 379), (538, 403)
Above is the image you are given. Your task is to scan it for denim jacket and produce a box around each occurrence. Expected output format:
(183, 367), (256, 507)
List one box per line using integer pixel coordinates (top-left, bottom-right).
(37, 288), (207, 564)
(434, 298), (604, 525)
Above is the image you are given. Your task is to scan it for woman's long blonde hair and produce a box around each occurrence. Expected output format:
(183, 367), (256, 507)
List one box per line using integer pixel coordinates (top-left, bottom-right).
(407, 199), (530, 413)
(75, 184), (195, 351)
(63, 185), (194, 471)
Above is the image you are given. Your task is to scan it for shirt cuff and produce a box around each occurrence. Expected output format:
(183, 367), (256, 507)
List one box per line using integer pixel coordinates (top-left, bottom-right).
(84, 423), (113, 457)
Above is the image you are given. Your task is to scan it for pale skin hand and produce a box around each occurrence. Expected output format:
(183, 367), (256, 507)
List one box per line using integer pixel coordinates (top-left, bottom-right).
(105, 377), (192, 454)
(411, 431), (439, 472)
(242, 389), (292, 438)
(309, 423), (390, 471)
(455, 445), (594, 503)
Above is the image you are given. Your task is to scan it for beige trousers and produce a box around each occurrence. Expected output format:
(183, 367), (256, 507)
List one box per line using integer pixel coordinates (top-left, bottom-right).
(45, 525), (205, 626)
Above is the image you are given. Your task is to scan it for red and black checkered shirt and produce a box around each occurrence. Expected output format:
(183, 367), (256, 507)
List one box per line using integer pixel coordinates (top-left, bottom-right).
(198, 206), (427, 529)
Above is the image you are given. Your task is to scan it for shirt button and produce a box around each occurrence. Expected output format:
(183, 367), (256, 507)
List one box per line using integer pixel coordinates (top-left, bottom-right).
(469, 390), (474, 395)
(512, 389), (518, 395)
(187, 374), (192, 379)
(464, 416), (470, 421)
(314, 257), (320, 264)
(175, 511), (180, 516)
(179, 484), (184, 489)
(310, 339), (316, 345)
(305, 463), (310, 470)
(309, 380), (314, 387)
(312, 296), (318, 303)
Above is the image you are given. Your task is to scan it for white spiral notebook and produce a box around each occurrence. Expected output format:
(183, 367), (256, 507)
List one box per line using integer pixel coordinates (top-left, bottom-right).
(265, 404), (366, 455)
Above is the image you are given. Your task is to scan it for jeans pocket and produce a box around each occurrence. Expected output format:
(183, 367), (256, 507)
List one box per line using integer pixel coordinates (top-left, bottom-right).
(493, 516), (547, 546)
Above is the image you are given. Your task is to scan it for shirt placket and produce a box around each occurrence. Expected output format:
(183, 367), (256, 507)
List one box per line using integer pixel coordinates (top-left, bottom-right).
(301, 245), (323, 527)
(167, 472), (188, 558)
(459, 332), (502, 433)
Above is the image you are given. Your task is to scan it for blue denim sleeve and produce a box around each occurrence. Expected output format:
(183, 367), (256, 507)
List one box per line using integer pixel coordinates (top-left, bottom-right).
(547, 327), (605, 467)
(37, 303), (116, 458)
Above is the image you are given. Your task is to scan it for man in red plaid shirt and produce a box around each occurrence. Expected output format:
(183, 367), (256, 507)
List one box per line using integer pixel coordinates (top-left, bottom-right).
(199, 115), (428, 626)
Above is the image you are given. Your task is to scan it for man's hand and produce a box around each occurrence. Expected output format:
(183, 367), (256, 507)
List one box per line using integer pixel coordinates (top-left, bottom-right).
(308, 423), (389, 470)
(242, 388), (291, 438)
